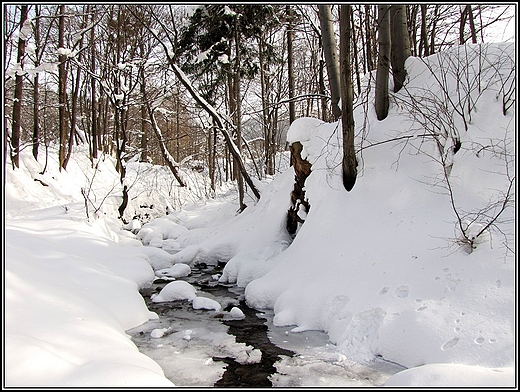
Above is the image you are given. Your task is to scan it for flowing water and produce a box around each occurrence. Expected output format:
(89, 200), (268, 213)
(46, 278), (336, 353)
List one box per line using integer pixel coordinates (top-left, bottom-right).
(128, 262), (405, 387)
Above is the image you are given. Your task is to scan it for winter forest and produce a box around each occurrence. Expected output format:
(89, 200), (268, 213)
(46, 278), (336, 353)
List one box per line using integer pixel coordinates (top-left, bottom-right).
(3, 4), (517, 388)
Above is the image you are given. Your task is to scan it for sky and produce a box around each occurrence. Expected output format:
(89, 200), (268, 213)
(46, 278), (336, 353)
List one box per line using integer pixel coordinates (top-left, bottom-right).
(4, 42), (516, 388)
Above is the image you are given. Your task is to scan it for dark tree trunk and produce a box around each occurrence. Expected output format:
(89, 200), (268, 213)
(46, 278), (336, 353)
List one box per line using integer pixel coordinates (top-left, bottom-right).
(351, 6), (361, 96)
(390, 5), (411, 93)
(58, 5), (69, 171)
(11, 4), (28, 168)
(340, 5), (357, 191)
(375, 5), (391, 120)
(420, 5), (430, 57)
(467, 5), (478, 44)
(364, 5), (375, 72)
(287, 5), (296, 125)
(90, 5), (98, 160)
(32, 5), (40, 161)
(234, 19), (246, 212)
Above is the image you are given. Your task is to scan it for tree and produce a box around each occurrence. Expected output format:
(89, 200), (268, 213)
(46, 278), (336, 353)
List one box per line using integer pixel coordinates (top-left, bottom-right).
(31, 5), (40, 160)
(287, 5), (296, 125)
(375, 5), (391, 120)
(318, 5), (341, 120)
(58, 5), (69, 171)
(390, 5), (411, 93)
(419, 5), (430, 57)
(10, 5), (28, 169)
(339, 5), (356, 191)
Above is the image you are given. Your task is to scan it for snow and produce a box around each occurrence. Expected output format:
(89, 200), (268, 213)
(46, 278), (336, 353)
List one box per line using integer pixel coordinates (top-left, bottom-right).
(4, 43), (515, 387)
(151, 281), (198, 303)
(192, 296), (222, 311)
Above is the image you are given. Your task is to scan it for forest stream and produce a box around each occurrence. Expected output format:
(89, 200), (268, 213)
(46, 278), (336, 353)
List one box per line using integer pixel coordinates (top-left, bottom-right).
(127, 259), (405, 387)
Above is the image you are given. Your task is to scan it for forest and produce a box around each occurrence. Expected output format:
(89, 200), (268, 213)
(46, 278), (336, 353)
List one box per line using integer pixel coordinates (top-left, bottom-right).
(5, 5), (514, 206)
(4, 4), (516, 388)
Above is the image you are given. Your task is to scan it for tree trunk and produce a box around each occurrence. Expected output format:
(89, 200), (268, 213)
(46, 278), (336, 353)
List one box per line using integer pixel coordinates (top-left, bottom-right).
(58, 5), (69, 171)
(420, 5), (430, 57)
(90, 6), (98, 160)
(287, 5), (296, 125)
(234, 19), (246, 211)
(11, 4), (28, 168)
(430, 5), (439, 54)
(467, 5), (478, 44)
(318, 5), (342, 120)
(63, 11), (86, 171)
(351, 6), (361, 96)
(375, 5), (391, 120)
(408, 5), (418, 56)
(390, 5), (411, 93)
(340, 5), (357, 191)
(459, 5), (468, 44)
(139, 41), (148, 163)
(319, 57), (327, 122)
(364, 5), (375, 72)
(32, 5), (40, 161)
(258, 35), (273, 175)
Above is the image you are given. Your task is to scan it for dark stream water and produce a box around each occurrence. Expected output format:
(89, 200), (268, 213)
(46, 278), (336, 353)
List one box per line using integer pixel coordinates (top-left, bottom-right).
(131, 262), (296, 387)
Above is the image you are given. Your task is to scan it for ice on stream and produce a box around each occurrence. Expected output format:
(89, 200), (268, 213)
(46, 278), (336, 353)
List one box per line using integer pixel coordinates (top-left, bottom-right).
(128, 280), (404, 387)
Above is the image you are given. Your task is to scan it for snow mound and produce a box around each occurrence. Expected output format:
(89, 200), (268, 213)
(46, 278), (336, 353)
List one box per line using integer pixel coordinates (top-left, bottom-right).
(151, 281), (197, 302)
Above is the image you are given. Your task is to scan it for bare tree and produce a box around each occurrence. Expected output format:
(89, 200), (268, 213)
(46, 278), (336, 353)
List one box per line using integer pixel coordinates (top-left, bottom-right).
(10, 5), (28, 169)
(58, 5), (69, 171)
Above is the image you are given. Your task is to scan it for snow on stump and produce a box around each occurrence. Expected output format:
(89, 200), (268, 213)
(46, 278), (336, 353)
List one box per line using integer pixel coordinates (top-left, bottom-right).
(151, 280), (197, 302)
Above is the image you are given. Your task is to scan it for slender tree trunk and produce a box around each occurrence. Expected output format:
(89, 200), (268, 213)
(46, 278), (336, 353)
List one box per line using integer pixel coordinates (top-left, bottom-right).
(430, 5), (439, 54)
(408, 5), (418, 56)
(390, 5), (411, 93)
(459, 5), (468, 44)
(63, 11), (86, 171)
(258, 34), (273, 176)
(351, 7), (361, 95)
(340, 5), (356, 191)
(139, 53), (148, 163)
(364, 5), (375, 72)
(11, 4), (28, 168)
(208, 120), (216, 191)
(375, 5), (391, 120)
(420, 5), (430, 57)
(32, 5), (41, 161)
(90, 6), (98, 160)
(319, 56), (327, 122)
(318, 5), (342, 120)
(234, 18), (246, 211)
(287, 5), (296, 125)
(58, 5), (69, 171)
(467, 5), (478, 44)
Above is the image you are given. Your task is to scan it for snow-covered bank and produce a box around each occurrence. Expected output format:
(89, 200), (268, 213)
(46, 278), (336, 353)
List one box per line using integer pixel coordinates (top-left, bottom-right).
(4, 208), (173, 386)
